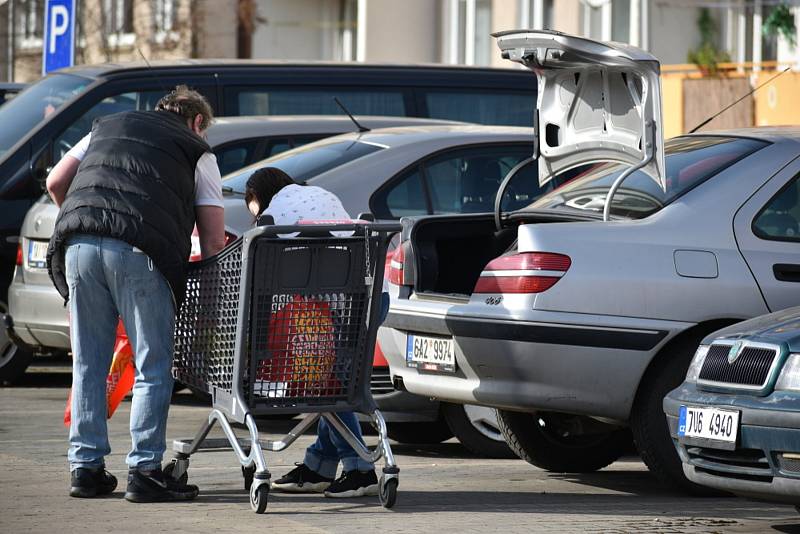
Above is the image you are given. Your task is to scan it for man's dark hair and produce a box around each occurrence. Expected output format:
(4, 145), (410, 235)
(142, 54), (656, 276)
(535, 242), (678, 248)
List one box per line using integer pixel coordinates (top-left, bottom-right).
(245, 167), (297, 215)
(155, 85), (214, 131)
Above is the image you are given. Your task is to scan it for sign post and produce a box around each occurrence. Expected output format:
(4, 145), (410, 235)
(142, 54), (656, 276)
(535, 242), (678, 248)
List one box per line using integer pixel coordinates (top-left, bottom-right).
(42, 0), (76, 75)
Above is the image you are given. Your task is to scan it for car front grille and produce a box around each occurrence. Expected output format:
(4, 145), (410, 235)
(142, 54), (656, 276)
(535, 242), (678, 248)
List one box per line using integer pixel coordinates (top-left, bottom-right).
(687, 446), (773, 483)
(698, 343), (778, 388)
(370, 366), (394, 395)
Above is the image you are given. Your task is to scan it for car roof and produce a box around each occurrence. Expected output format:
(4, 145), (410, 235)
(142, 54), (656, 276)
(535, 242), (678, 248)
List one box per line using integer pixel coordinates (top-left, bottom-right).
(205, 115), (461, 146)
(681, 126), (800, 146)
(313, 124), (535, 149)
(58, 60), (526, 79)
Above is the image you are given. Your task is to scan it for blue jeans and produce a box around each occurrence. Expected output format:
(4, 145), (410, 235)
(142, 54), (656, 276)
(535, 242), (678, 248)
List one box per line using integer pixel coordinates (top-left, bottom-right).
(304, 412), (373, 478)
(65, 235), (175, 471)
(303, 292), (390, 478)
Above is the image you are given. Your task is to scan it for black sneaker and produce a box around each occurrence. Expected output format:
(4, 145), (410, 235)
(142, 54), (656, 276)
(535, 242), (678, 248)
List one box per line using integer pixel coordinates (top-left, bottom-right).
(324, 469), (378, 498)
(271, 463), (333, 493)
(70, 467), (118, 498)
(124, 468), (199, 503)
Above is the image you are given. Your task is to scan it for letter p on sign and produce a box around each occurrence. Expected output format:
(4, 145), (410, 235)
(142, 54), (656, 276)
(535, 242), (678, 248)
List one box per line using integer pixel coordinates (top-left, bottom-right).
(42, 0), (76, 75)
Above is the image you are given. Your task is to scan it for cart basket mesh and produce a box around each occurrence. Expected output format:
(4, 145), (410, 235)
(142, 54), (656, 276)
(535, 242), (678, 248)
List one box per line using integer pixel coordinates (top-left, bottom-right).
(173, 231), (381, 413)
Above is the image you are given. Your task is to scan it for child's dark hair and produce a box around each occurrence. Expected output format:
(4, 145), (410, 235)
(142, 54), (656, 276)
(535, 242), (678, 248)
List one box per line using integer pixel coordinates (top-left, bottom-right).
(244, 167), (297, 216)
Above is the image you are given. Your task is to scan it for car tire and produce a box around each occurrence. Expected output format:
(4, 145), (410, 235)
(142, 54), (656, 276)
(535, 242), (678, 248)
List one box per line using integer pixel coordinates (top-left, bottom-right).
(497, 410), (632, 472)
(0, 337), (34, 383)
(386, 421), (453, 444)
(630, 336), (724, 495)
(441, 402), (516, 458)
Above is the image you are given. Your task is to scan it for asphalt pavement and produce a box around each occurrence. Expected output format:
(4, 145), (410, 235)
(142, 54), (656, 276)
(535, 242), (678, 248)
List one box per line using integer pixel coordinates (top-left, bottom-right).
(2, 362), (799, 534)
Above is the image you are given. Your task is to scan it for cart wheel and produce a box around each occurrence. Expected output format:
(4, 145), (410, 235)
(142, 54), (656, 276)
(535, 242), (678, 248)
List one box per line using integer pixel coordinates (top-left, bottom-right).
(242, 465), (256, 491)
(378, 476), (398, 509)
(164, 459), (188, 485)
(250, 483), (269, 514)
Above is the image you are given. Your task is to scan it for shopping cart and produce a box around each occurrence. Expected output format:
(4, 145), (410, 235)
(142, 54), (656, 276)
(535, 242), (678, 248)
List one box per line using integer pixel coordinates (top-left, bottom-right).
(167, 220), (400, 513)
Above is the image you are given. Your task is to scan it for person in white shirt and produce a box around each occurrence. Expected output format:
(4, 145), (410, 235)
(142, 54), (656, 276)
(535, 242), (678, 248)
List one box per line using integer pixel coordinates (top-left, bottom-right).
(244, 167), (379, 498)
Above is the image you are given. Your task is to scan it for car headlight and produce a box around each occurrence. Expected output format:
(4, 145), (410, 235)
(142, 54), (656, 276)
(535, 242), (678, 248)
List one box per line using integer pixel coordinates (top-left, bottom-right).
(685, 345), (710, 383)
(775, 354), (800, 392)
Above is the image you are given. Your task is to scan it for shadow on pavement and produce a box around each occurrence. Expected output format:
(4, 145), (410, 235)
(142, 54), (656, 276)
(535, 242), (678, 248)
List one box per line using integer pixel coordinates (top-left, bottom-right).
(193, 489), (799, 522)
(773, 524), (800, 534)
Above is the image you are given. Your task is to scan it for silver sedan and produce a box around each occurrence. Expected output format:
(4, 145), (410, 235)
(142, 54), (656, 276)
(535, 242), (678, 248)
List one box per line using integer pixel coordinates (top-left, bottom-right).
(378, 127), (800, 489)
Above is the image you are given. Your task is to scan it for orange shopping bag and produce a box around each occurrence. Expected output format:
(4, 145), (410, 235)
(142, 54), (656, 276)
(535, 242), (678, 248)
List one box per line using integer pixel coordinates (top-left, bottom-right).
(257, 295), (339, 397)
(63, 320), (135, 426)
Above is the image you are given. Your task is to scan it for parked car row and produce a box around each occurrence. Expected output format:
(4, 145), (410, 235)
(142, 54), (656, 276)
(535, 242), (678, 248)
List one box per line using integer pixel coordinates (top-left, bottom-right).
(376, 30), (800, 507)
(0, 59), (537, 390)
(3, 62), (544, 458)
(6, 29), (799, 508)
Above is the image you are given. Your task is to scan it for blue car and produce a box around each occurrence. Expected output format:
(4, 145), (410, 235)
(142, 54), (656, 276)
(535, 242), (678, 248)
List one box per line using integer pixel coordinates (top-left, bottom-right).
(664, 308), (800, 506)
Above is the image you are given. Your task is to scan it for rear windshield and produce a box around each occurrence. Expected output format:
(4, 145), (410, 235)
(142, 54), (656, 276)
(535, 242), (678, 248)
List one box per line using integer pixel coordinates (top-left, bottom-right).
(0, 73), (91, 158)
(529, 136), (768, 219)
(221, 137), (383, 193)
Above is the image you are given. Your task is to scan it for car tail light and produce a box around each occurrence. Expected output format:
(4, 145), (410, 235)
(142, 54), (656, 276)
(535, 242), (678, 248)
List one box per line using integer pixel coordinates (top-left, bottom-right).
(16, 243), (22, 266)
(189, 229), (238, 262)
(388, 241), (414, 286)
(474, 252), (571, 294)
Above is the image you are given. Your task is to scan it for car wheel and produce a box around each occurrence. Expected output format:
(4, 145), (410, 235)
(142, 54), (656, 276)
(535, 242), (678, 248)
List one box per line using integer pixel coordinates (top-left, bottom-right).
(0, 335), (34, 383)
(497, 410), (632, 472)
(630, 336), (723, 495)
(386, 420), (453, 444)
(441, 402), (516, 458)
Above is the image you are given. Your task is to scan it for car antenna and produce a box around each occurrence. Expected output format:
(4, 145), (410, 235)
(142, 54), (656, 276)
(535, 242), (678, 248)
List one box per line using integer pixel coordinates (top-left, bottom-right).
(136, 46), (171, 96)
(334, 97), (370, 133)
(688, 65), (791, 134)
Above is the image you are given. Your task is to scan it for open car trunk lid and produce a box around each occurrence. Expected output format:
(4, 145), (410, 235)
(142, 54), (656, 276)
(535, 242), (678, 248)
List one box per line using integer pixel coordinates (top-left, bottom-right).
(494, 29), (665, 190)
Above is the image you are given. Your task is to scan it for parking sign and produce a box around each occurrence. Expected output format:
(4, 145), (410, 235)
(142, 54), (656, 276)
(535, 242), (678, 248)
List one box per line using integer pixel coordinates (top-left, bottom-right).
(42, 0), (76, 75)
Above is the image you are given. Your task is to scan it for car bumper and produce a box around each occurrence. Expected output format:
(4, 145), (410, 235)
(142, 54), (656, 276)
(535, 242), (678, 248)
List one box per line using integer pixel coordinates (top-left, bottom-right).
(8, 280), (70, 350)
(379, 298), (684, 421)
(368, 365), (440, 422)
(664, 384), (800, 504)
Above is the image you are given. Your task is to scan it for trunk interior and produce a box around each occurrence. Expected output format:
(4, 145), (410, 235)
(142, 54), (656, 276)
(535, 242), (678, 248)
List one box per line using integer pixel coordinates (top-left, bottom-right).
(410, 211), (594, 297)
(412, 215), (517, 297)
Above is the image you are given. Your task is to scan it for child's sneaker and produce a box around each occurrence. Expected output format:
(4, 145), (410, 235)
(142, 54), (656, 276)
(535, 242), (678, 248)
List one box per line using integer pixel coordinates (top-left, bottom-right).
(323, 469), (378, 498)
(271, 463), (333, 493)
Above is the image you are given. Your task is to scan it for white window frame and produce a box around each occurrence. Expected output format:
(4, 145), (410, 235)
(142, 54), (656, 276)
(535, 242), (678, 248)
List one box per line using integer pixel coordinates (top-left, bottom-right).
(153, 0), (179, 42)
(444, 0), (491, 66)
(19, 0), (44, 50)
(103, 0), (135, 47)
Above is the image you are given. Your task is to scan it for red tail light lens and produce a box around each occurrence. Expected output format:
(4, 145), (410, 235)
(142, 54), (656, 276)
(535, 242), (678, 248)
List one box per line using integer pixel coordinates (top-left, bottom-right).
(474, 252), (571, 294)
(388, 242), (406, 286)
(189, 230), (238, 262)
(16, 243), (22, 266)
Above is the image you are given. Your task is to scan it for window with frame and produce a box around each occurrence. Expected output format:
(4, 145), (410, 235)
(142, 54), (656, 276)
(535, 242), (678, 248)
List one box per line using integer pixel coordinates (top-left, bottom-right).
(372, 144), (543, 218)
(226, 87), (406, 117)
(447, 0), (492, 65)
(753, 174), (800, 241)
(423, 90), (534, 126)
(104, 0), (134, 35)
(19, 0), (45, 46)
(52, 90), (166, 160)
(154, 0), (176, 33)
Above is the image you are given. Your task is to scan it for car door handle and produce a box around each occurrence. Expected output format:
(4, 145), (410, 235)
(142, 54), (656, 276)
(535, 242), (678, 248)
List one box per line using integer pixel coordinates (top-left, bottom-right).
(773, 263), (800, 282)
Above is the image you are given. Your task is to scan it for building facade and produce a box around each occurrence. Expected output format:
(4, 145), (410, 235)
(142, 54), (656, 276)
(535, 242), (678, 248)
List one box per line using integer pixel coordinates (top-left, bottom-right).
(2, 1), (798, 80)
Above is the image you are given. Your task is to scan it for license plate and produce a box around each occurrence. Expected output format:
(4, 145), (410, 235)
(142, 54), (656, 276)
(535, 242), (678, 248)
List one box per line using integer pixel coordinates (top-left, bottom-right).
(678, 405), (739, 443)
(27, 240), (48, 269)
(406, 334), (456, 373)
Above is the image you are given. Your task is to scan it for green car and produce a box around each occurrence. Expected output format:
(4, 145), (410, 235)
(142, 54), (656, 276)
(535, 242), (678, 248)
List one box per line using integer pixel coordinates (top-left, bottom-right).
(664, 307), (800, 507)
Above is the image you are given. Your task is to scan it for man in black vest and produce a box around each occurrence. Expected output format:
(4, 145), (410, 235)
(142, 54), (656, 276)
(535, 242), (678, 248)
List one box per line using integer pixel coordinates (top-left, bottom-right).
(46, 86), (225, 503)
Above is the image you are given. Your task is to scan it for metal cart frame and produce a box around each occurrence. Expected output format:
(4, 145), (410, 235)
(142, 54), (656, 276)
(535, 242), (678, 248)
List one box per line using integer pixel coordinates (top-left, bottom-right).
(168, 221), (401, 513)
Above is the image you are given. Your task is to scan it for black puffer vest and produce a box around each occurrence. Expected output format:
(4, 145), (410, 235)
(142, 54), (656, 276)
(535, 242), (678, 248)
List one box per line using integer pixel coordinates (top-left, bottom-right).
(47, 110), (210, 307)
